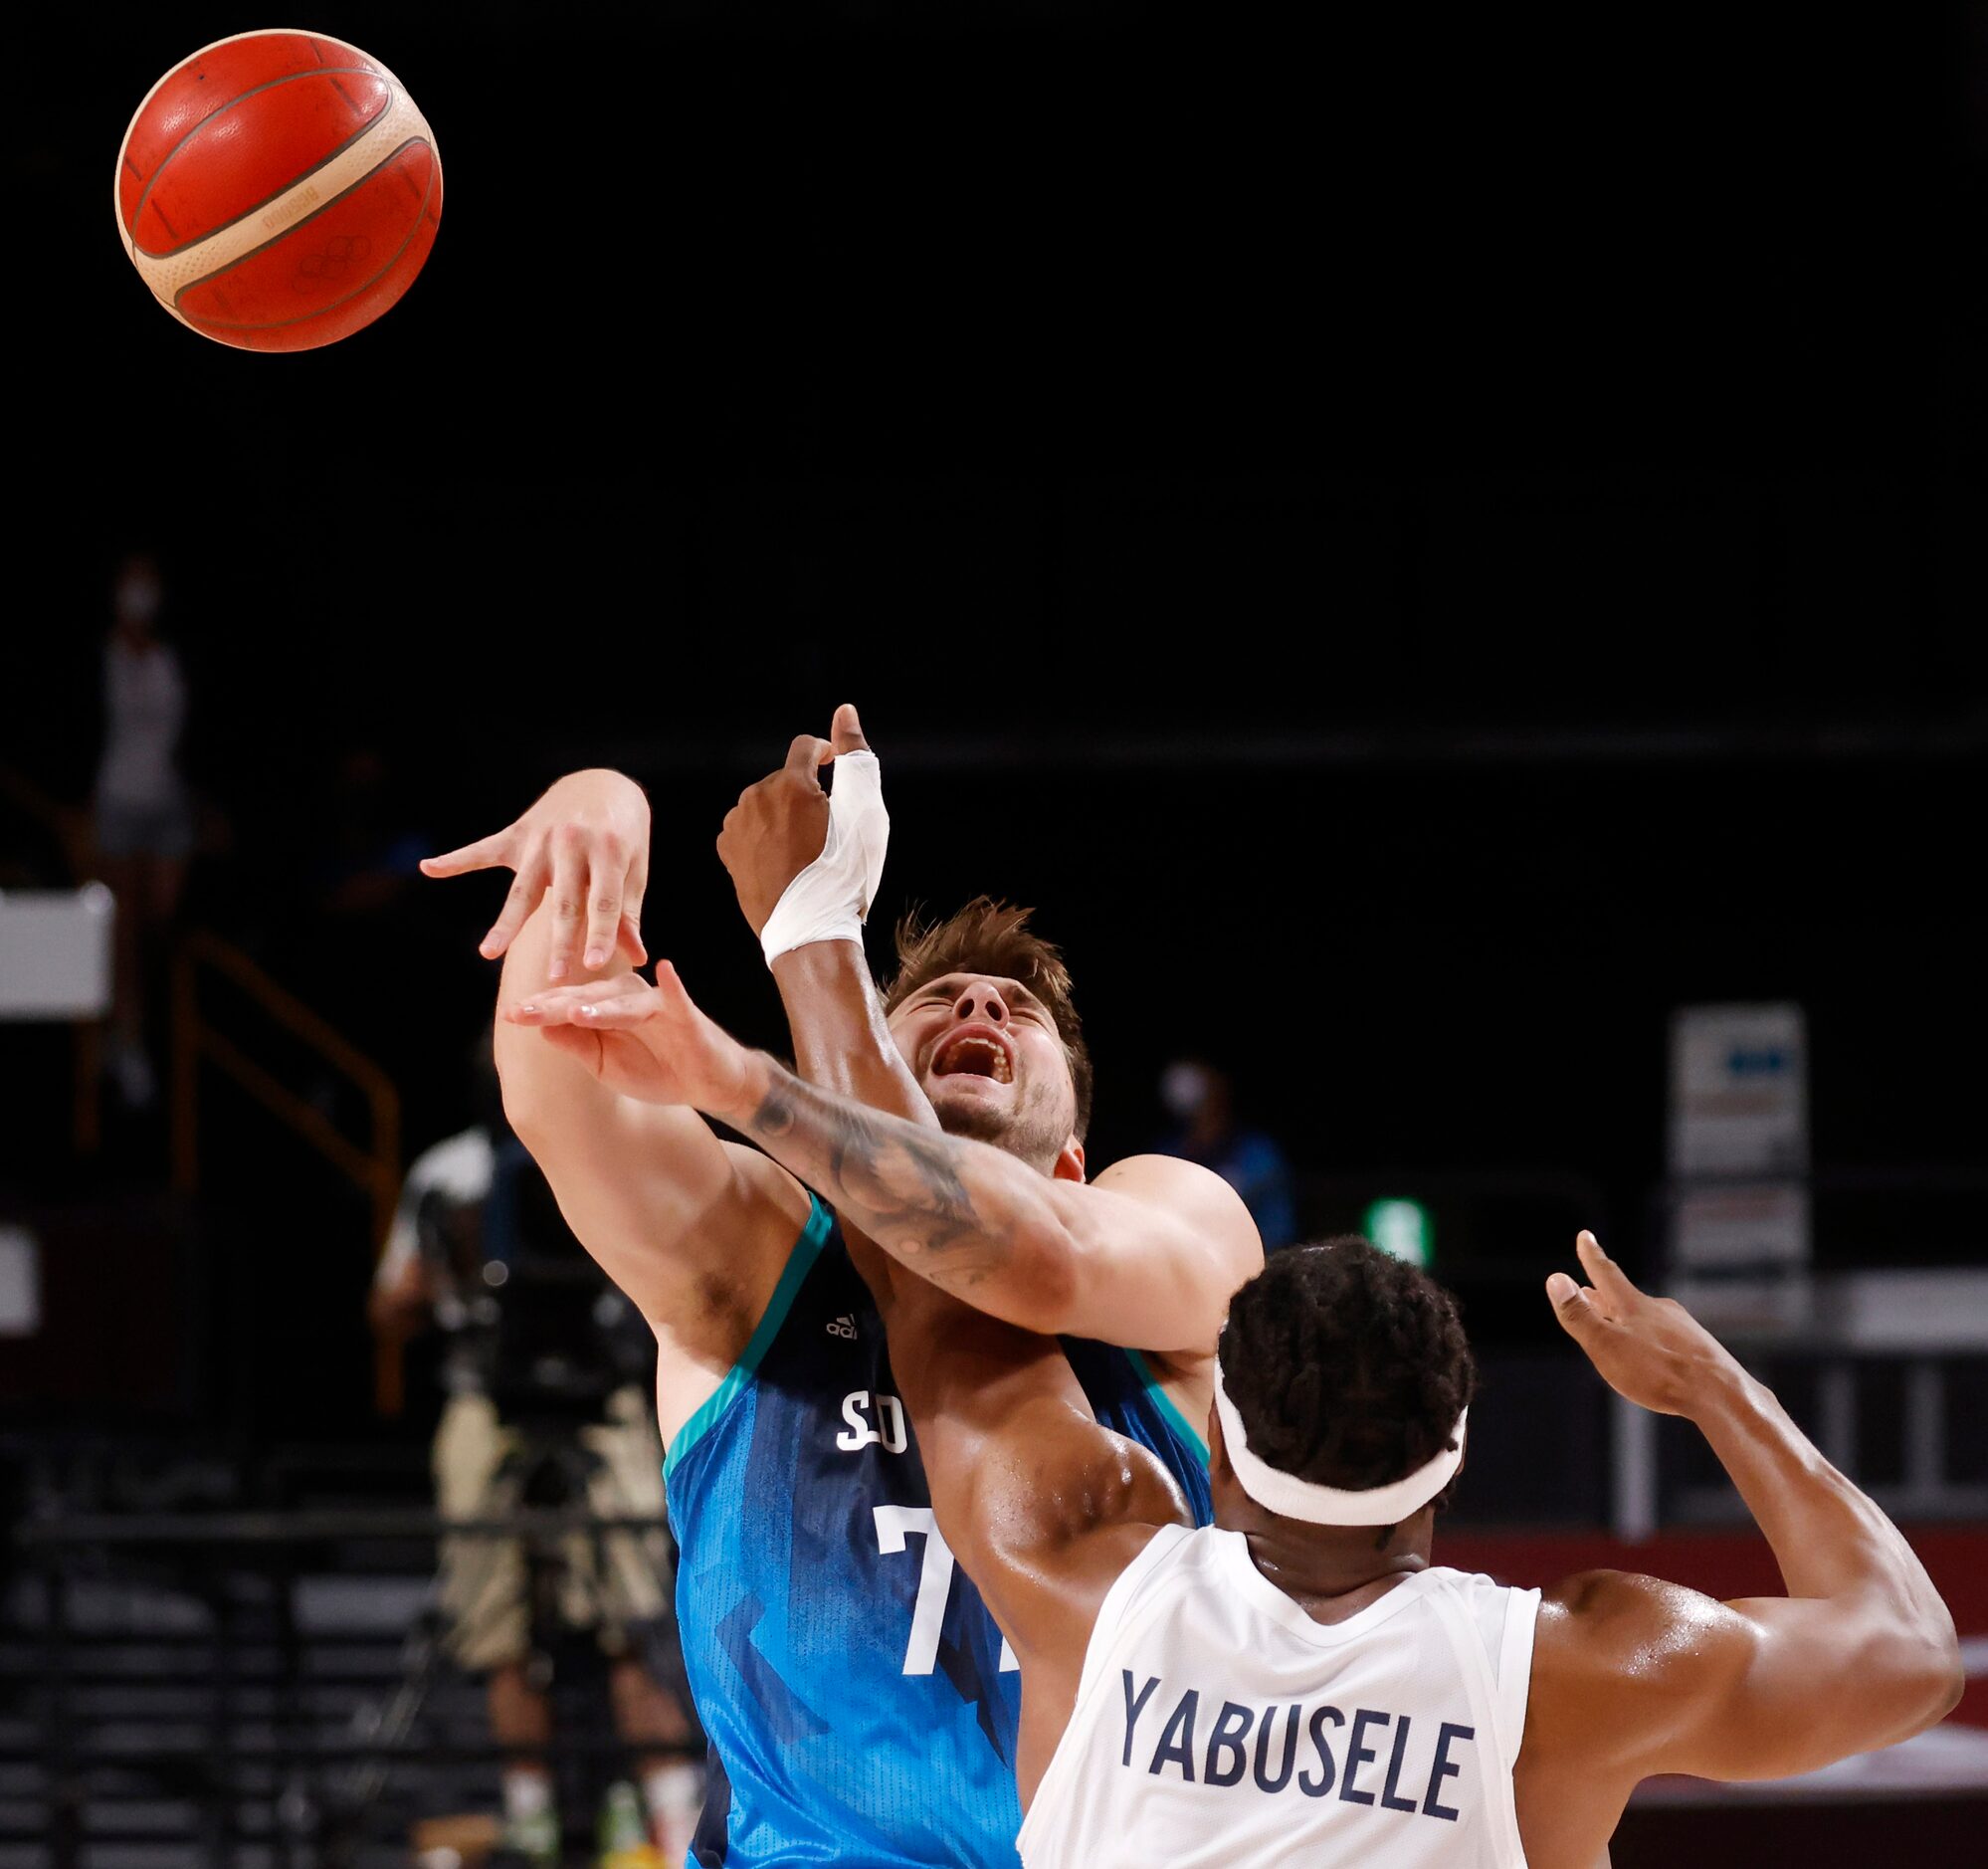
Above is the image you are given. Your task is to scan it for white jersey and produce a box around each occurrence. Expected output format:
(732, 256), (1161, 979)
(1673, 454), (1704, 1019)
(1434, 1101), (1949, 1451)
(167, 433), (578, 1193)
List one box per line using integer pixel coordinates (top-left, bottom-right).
(1019, 1525), (1539, 1869)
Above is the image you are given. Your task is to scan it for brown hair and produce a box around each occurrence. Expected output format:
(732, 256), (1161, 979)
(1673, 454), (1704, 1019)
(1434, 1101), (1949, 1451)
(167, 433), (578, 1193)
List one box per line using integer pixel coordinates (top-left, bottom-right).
(883, 896), (1094, 1141)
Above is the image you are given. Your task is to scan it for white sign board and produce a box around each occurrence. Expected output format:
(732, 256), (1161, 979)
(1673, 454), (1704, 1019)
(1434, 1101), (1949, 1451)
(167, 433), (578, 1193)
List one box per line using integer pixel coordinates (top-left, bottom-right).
(1668, 1183), (1813, 1328)
(1670, 1183), (1812, 1271)
(0, 1225), (40, 1336)
(1669, 1002), (1808, 1178)
(0, 886), (116, 1019)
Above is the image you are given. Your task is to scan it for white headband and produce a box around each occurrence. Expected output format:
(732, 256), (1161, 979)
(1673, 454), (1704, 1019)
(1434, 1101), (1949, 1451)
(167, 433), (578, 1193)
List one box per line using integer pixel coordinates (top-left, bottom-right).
(760, 750), (891, 966)
(1212, 1360), (1467, 1527)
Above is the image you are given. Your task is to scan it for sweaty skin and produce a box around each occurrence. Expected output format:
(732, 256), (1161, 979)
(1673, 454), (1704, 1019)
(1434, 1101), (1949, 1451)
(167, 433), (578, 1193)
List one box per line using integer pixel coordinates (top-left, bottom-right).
(424, 763), (808, 1443)
(1514, 1247), (1963, 1862)
(867, 1228), (1961, 1861)
(453, 706), (1261, 1443)
(443, 718), (1959, 1863)
(718, 711), (1262, 1423)
(506, 913), (1974, 1869)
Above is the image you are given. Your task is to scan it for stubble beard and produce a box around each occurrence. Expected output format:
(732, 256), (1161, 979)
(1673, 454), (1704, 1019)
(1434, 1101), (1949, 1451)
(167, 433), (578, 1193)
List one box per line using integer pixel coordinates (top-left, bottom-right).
(933, 1091), (1068, 1176)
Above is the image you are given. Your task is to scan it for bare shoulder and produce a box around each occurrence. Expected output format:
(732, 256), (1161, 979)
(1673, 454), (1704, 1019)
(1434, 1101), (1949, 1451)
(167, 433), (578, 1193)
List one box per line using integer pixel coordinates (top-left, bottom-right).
(1079, 1154), (1262, 1366)
(1514, 1568), (1730, 1859)
(1091, 1154), (1263, 1267)
(1093, 1150), (1241, 1204)
(1537, 1566), (1739, 1661)
(1528, 1568), (1750, 1767)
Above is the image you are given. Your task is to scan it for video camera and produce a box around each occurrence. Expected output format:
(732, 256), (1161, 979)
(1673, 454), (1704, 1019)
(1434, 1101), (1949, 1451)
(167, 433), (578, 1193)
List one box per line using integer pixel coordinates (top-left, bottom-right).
(417, 1136), (652, 1430)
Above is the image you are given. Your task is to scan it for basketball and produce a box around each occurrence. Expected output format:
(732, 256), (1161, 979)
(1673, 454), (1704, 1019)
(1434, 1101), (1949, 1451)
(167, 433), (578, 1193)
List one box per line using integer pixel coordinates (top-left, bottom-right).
(114, 30), (442, 352)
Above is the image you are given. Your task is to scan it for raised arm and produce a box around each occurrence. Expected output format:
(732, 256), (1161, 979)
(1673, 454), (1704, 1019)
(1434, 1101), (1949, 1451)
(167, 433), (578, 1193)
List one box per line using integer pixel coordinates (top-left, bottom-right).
(505, 937), (1189, 1796)
(423, 771), (812, 1433)
(1520, 1234), (1960, 1858)
(763, 946), (1191, 1797)
(760, 919), (1192, 1787)
(714, 713), (936, 1140)
(709, 713), (1261, 1353)
(885, 1270), (1192, 1796)
(515, 954), (1254, 1349)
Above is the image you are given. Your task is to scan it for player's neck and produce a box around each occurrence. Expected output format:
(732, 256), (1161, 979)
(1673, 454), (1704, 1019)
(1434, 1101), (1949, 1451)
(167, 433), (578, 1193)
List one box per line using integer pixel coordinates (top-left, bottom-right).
(1219, 1501), (1436, 1619)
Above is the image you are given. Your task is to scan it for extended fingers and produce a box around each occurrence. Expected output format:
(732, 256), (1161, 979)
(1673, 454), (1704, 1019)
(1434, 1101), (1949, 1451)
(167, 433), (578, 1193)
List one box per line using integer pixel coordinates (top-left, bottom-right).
(1545, 1270), (1604, 1344)
(420, 831), (511, 879)
(507, 977), (655, 1027)
(621, 854), (648, 962)
(564, 993), (658, 1029)
(545, 828), (587, 980)
(785, 733), (833, 779)
(831, 703), (870, 755)
(1576, 1231), (1639, 1305)
(431, 814), (643, 968)
(580, 830), (632, 971)
(647, 957), (697, 1018)
(480, 856), (549, 958)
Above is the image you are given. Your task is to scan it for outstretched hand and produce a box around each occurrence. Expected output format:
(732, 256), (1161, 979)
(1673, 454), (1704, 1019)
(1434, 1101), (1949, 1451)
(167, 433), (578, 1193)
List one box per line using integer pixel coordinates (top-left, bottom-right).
(718, 703), (873, 935)
(1546, 1232), (1745, 1419)
(420, 769), (651, 978)
(503, 960), (758, 1117)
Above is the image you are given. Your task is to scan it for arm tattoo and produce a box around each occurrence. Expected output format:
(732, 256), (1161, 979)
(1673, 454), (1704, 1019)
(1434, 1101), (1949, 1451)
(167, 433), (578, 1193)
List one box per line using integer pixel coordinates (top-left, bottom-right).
(746, 1063), (1020, 1285)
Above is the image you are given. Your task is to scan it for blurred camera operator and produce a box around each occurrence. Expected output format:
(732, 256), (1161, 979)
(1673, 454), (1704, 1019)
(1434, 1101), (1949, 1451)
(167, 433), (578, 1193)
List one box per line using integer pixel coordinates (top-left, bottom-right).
(1154, 1057), (1299, 1251)
(369, 1039), (703, 1868)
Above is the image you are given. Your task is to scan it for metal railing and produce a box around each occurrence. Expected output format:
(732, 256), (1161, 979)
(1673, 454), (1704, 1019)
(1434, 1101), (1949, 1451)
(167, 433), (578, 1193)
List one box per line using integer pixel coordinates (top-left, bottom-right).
(169, 930), (404, 1411)
(9, 1507), (695, 1869)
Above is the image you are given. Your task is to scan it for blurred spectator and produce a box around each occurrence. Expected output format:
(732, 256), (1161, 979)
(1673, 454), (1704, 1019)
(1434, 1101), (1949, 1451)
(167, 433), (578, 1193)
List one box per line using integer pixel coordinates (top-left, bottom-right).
(370, 1040), (703, 1867)
(91, 551), (192, 1109)
(1154, 1058), (1298, 1250)
(291, 742), (486, 1147)
(315, 744), (433, 920)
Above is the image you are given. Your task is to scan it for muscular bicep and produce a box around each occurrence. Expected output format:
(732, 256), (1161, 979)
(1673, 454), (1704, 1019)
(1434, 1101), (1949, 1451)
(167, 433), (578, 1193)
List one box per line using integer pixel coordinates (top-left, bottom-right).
(1531, 1570), (1949, 1788)
(1052, 1155), (1263, 1354)
(1676, 1591), (1959, 1779)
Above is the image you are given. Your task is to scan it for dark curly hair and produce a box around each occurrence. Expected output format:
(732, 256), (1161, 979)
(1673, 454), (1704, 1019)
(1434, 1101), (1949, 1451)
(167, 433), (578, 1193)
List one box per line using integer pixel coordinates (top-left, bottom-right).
(1218, 1237), (1476, 1510)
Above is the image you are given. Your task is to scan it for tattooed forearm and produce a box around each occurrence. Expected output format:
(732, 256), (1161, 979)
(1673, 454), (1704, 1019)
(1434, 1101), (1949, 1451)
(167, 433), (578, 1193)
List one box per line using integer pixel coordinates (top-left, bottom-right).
(744, 1059), (1031, 1287)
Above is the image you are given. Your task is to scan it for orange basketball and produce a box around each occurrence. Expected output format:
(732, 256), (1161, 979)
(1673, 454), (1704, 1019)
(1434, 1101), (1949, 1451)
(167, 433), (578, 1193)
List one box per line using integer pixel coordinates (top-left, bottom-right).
(114, 29), (442, 352)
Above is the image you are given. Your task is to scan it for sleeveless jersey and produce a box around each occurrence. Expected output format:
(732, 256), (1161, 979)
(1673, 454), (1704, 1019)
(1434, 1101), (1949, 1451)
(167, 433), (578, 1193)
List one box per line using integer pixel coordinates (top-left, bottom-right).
(664, 1199), (1214, 1868)
(1018, 1525), (1539, 1869)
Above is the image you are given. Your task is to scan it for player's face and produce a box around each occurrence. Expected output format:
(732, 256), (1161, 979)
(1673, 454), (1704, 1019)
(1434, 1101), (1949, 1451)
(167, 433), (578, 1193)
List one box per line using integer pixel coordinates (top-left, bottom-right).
(888, 972), (1080, 1171)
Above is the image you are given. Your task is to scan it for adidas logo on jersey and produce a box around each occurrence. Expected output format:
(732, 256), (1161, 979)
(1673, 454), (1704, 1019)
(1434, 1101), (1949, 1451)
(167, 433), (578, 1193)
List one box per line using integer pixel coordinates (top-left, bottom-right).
(827, 1314), (858, 1341)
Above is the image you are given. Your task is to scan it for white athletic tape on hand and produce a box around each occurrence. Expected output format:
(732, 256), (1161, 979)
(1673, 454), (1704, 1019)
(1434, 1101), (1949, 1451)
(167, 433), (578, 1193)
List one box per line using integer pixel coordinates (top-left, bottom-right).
(760, 750), (891, 966)
(1213, 1360), (1467, 1526)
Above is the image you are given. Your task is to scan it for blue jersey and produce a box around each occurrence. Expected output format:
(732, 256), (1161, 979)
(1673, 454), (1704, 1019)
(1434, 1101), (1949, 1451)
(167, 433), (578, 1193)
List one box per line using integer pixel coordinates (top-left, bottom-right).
(664, 1198), (1213, 1868)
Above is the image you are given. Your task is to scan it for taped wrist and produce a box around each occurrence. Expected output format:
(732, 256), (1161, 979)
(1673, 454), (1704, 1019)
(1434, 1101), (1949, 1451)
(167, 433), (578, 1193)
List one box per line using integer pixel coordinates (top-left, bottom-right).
(759, 750), (890, 965)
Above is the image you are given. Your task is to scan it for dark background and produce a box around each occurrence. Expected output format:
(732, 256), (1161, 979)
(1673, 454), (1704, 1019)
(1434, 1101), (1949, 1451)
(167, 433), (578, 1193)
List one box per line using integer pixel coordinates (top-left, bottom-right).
(5, 3), (1986, 1440)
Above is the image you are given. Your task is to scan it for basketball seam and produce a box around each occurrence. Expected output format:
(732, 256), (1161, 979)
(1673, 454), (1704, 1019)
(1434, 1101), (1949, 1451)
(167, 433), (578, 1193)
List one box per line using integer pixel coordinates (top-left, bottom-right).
(174, 142), (438, 332)
(129, 68), (388, 258)
(128, 90), (437, 308)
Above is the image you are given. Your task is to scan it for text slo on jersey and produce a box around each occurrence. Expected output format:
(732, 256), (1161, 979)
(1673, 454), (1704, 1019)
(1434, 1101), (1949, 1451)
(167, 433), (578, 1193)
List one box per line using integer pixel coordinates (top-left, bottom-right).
(838, 1389), (908, 1455)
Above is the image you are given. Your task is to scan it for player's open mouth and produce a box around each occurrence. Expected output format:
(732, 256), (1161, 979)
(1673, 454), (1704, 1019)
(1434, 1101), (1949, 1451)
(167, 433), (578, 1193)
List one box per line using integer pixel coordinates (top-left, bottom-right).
(931, 1028), (1015, 1085)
